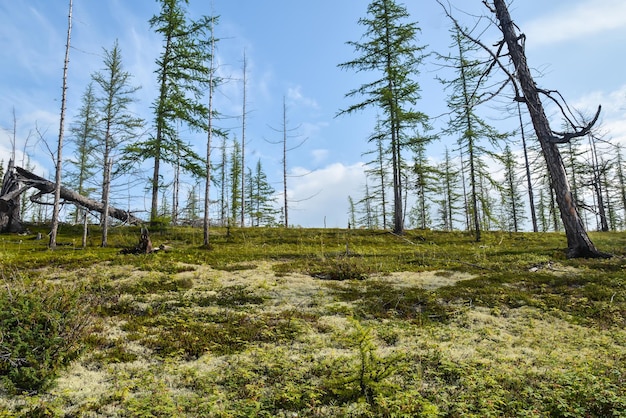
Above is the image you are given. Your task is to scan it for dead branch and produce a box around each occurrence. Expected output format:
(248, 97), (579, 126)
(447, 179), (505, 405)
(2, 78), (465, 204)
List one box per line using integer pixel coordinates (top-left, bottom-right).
(549, 105), (602, 144)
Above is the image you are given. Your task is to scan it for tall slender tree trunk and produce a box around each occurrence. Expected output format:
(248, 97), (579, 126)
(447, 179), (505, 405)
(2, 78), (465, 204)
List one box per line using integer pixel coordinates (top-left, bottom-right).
(50, 0), (73, 249)
(518, 103), (538, 232)
(615, 145), (626, 228)
(203, 24), (216, 246)
(101, 158), (112, 247)
(376, 137), (388, 229)
(281, 97), (289, 228)
(588, 134), (608, 231)
(151, 31), (172, 224)
(172, 140), (180, 225)
(219, 136), (227, 225)
(240, 52), (247, 228)
(458, 147), (471, 231)
(493, 0), (606, 257)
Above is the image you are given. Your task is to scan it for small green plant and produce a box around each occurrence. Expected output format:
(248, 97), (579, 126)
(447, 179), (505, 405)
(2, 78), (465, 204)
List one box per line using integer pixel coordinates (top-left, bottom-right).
(324, 318), (403, 404)
(309, 255), (371, 281)
(0, 271), (94, 394)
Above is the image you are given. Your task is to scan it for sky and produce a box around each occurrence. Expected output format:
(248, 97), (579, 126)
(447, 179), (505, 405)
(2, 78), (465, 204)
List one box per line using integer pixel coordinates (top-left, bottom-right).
(1, 0), (626, 228)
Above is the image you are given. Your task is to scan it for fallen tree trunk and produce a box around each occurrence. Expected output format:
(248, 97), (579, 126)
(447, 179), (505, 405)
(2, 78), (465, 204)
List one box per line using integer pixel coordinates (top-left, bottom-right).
(0, 160), (24, 233)
(0, 163), (143, 233)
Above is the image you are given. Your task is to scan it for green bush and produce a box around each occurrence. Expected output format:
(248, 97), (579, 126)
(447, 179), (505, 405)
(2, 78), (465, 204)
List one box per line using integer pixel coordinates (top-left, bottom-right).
(0, 271), (94, 395)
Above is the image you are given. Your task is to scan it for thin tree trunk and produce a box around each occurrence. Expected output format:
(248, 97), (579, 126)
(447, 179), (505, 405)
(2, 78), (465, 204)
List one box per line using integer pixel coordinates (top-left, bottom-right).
(50, 0), (73, 249)
(82, 209), (88, 248)
(151, 33), (171, 224)
(377, 138), (388, 229)
(240, 52), (247, 227)
(282, 97), (289, 228)
(101, 158), (112, 247)
(518, 103), (538, 232)
(493, 0), (606, 257)
(588, 134), (608, 231)
(172, 139), (180, 225)
(203, 23), (216, 246)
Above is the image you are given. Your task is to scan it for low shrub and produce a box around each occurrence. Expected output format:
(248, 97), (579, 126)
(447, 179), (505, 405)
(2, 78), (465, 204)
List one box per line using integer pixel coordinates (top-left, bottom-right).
(0, 271), (94, 395)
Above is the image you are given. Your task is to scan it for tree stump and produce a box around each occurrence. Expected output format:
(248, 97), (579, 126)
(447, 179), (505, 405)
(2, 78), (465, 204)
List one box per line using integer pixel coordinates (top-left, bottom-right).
(0, 160), (25, 233)
(121, 227), (154, 254)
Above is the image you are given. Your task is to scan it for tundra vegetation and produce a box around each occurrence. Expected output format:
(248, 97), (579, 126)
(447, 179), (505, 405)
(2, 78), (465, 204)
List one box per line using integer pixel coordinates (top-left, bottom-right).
(0, 225), (625, 417)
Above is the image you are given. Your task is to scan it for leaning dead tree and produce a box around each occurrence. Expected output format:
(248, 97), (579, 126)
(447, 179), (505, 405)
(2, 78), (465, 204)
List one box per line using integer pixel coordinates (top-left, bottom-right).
(0, 161), (142, 233)
(442, 0), (608, 258)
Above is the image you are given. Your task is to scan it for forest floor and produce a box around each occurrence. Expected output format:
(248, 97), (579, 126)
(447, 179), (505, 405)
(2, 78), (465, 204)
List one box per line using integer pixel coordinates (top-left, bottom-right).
(1, 225), (625, 417)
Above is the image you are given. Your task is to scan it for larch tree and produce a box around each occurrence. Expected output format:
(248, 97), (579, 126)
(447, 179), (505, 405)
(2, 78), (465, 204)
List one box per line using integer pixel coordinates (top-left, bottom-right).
(126, 0), (213, 224)
(500, 144), (525, 232)
(436, 147), (462, 231)
(217, 135), (228, 225)
(440, 26), (507, 241)
(357, 181), (378, 229)
(229, 137), (242, 224)
(586, 131), (609, 232)
(348, 196), (357, 229)
(203, 15), (222, 246)
(614, 144), (626, 228)
(517, 103), (539, 232)
(362, 117), (390, 229)
(561, 134), (586, 224)
(409, 138), (439, 229)
(338, 0), (429, 234)
(249, 159), (277, 227)
(92, 40), (143, 246)
(67, 82), (98, 224)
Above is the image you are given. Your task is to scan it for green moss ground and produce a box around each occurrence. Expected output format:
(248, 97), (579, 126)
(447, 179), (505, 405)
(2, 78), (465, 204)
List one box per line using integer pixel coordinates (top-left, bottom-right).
(1, 226), (625, 416)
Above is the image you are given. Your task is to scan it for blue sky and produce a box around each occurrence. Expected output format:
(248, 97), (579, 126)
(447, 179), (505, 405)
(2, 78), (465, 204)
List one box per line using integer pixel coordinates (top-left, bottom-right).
(2, 0), (626, 228)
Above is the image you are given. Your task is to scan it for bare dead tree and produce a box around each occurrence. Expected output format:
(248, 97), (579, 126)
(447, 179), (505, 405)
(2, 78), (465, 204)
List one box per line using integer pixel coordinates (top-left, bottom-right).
(50, 0), (73, 249)
(266, 96), (308, 227)
(440, 0), (608, 257)
(203, 17), (218, 247)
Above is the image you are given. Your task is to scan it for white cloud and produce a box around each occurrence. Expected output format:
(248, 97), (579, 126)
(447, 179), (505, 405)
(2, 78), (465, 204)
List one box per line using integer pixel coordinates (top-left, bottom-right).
(287, 162), (365, 227)
(524, 0), (626, 46)
(287, 85), (319, 109)
(311, 149), (329, 164)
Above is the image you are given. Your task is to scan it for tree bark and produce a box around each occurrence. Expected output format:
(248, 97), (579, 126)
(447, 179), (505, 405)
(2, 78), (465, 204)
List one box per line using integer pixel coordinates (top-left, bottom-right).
(0, 160), (25, 233)
(50, 0), (73, 248)
(492, 0), (608, 258)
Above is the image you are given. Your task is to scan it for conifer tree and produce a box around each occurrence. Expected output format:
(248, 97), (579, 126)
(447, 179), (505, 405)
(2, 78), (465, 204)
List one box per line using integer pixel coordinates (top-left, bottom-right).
(67, 82), (98, 224)
(92, 40), (143, 245)
(229, 137), (242, 224)
(338, 0), (429, 234)
(126, 0), (214, 223)
(440, 27), (507, 241)
(409, 138), (439, 229)
(614, 144), (626, 228)
(500, 144), (525, 232)
(347, 196), (357, 230)
(218, 135), (228, 225)
(362, 118), (390, 229)
(357, 181), (378, 229)
(249, 159), (277, 227)
(435, 147), (462, 231)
